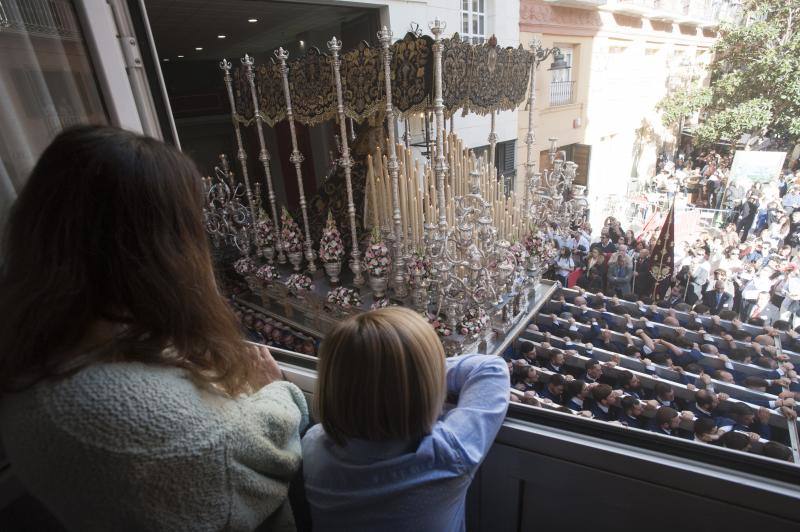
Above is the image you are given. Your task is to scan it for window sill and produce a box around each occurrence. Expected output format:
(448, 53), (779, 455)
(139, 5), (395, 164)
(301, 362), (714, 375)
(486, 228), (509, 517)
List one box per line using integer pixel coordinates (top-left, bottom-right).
(541, 102), (582, 115)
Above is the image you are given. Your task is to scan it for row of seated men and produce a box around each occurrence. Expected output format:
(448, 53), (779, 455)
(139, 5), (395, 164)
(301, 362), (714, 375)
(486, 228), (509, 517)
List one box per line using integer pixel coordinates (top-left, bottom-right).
(534, 288), (800, 402)
(563, 285), (800, 354)
(506, 343), (795, 462)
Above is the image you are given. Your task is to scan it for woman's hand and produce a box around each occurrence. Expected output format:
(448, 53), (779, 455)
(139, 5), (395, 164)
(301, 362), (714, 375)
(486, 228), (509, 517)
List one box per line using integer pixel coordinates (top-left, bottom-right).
(253, 344), (283, 388)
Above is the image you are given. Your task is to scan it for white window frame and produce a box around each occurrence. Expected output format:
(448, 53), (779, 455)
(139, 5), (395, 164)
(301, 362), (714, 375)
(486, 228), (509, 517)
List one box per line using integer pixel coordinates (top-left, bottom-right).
(72, 0), (144, 134)
(461, 0), (485, 45)
(549, 44), (574, 107)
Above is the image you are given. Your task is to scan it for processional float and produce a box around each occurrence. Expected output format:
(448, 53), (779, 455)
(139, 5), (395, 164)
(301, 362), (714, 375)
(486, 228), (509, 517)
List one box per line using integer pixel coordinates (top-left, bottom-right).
(204, 20), (588, 355)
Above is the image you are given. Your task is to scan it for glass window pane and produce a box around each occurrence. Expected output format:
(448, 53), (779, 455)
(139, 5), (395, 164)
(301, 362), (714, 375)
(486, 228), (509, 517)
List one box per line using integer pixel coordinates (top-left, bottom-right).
(463, 13), (469, 34)
(463, 0), (469, 11)
(473, 17), (478, 35)
(0, 0), (108, 222)
(480, 0), (485, 13)
(479, 15), (484, 34)
(473, 0), (478, 13)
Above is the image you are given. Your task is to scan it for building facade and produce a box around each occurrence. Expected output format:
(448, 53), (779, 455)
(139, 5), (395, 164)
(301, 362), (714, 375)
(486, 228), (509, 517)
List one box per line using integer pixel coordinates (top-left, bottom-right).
(517, 0), (737, 231)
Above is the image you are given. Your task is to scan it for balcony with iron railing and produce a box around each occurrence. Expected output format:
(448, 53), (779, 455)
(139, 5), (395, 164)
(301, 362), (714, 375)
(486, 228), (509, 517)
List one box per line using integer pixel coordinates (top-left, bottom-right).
(0, 0), (82, 40)
(549, 80), (576, 107)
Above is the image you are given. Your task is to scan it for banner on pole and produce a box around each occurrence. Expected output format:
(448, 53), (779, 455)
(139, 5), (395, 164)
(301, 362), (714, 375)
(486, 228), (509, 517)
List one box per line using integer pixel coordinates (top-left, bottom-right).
(649, 202), (675, 301)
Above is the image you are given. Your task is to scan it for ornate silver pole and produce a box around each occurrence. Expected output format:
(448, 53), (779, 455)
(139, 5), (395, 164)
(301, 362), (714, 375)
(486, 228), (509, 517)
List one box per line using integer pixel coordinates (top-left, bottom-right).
(274, 48), (316, 272)
(241, 54), (285, 264)
(378, 26), (407, 298)
(220, 58), (257, 254)
(429, 19), (449, 233)
(488, 110), (497, 178)
(523, 45), (537, 229)
(327, 37), (365, 286)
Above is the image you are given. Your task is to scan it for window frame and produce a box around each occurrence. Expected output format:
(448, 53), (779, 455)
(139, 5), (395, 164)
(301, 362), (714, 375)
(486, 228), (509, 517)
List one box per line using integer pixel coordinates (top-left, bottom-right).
(549, 44), (575, 107)
(461, 0), (486, 45)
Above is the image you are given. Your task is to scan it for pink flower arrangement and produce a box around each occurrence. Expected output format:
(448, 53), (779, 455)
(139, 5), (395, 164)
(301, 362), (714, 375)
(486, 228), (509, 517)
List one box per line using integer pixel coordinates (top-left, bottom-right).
(510, 241), (528, 265)
(364, 228), (391, 277)
(254, 264), (280, 283)
(254, 212), (275, 248)
(280, 207), (304, 253)
(286, 273), (313, 294)
(326, 286), (362, 309)
(524, 233), (555, 260)
(406, 251), (431, 285)
(458, 307), (490, 337)
(233, 256), (256, 276)
(319, 211), (345, 263)
(370, 296), (391, 310)
(427, 313), (453, 337)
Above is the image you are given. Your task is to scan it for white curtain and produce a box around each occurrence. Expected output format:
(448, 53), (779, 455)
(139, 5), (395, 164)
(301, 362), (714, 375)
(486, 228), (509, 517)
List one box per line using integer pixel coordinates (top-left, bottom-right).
(0, 0), (108, 232)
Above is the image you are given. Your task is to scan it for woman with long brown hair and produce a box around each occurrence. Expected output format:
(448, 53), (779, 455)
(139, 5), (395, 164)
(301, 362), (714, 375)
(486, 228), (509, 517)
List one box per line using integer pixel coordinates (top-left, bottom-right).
(0, 126), (308, 531)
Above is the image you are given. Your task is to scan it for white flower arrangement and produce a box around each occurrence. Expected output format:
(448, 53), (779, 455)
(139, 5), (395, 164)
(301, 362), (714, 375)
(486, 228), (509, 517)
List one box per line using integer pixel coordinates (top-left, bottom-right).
(326, 286), (362, 309)
(286, 273), (313, 294)
(254, 264), (280, 283)
(280, 207), (304, 253)
(458, 307), (490, 337)
(254, 211), (275, 248)
(233, 257), (256, 276)
(319, 211), (345, 263)
(364, 227), (391, 277)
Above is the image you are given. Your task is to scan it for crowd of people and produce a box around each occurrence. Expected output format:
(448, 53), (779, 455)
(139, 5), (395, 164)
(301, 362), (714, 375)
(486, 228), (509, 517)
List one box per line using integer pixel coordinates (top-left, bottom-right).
(529, 157), (800, 462)
(651, 150), (734, 208)
(545, 166), (800, 330)
(506, 288), (798, 462)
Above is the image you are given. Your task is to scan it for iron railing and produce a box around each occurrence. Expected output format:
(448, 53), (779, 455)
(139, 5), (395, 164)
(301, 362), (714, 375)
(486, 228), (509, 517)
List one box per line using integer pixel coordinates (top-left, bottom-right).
(0, 0), (81, 40)
(549, 80), (576, 107)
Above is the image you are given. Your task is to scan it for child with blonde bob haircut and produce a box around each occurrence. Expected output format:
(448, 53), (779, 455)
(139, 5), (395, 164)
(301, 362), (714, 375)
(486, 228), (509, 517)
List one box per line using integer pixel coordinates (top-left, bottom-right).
(302, 307), (510, 531)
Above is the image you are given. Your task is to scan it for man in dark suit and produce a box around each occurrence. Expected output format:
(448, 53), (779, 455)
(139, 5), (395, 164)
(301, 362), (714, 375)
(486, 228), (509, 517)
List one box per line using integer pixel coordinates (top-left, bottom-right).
(662, 285), (685, 308)
(653, 381), (686, 411)
(691, 389), (735, 427)
(650, 406), (682, 437)
(590, 234), (617, 254)
(633, 248), (654, 298)
(618, 396), (645, 429)
(702, 281), (733, 315)
(728, 402), (772, 440)
(539, 373), (566, 405)
(579, 358), (616, 386)
(589, 384), (619, 421)
(616, 370), (648, 400)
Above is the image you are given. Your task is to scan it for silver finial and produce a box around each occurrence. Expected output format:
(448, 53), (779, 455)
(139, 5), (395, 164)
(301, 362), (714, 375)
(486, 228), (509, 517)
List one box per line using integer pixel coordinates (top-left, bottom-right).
(327, 36), (342, 52)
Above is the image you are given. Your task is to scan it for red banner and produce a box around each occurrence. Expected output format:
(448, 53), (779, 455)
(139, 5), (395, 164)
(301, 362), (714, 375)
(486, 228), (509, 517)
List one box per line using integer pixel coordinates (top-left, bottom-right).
(649, 202), (675, 300)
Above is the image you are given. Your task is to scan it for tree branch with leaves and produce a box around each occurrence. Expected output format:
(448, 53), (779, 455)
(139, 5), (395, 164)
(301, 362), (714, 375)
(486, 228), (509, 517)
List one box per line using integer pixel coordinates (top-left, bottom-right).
(657, 0), (800, 148)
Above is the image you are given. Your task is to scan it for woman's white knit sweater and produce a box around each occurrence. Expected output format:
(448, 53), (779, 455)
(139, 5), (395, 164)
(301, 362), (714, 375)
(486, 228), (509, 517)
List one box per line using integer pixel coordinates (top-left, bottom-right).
(0, 361), (309, 531)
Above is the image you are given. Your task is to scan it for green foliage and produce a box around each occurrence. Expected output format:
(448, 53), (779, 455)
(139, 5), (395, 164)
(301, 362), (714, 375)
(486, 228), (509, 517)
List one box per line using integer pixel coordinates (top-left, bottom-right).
(657, 87), (711, 129)
(658, 0), (800, 147)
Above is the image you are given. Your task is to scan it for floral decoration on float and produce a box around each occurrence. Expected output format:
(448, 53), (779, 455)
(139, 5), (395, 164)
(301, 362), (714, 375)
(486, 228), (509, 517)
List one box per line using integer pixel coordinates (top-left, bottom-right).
(286, 273), (313, 297)
(364, 227), (391, 297)
(319, 211), (345, 283)
(281, 207), (305, 271)
(233, 256), (257, 277)
(254, 210), (276, 261)
(326, 286), (363, 310)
